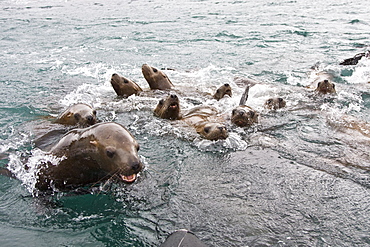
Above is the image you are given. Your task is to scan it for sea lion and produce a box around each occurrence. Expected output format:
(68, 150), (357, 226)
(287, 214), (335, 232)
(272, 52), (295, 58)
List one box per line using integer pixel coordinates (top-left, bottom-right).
(340, 51), (369, 65)
(154, 94), (228, 140)
(35, 122), (143, 191)
(142, 64), (174, 90)
(213, 83), (232, 100)
(110, 73), (143, 97)
(231, 85), (259, 127)
(160, 229), (207, 247)
(54, 103), (97, 127)
(264, 97), (286, 110)
(154, 94), (181, 120)
(182, 106), (228, 140)
(315, 79), (336, 94)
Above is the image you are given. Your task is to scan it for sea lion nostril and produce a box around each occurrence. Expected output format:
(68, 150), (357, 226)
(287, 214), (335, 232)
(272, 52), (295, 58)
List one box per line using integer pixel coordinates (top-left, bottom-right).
(131, 162), (141, 172)
(112, 73), (117, 76)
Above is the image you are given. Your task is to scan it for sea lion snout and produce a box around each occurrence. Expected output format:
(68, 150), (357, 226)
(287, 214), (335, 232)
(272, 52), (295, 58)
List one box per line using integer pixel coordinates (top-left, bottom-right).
(130, 161), (142, 173)
(86, 115), (96, 125)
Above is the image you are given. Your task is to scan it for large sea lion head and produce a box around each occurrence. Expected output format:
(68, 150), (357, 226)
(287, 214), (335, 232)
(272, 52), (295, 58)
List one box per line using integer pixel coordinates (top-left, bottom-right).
(81, 122), (143, 183)
(231, 105), (258, 127)
(315, 79), (336, 94)
(110, 73), (142, 98)
(154, 94), (181, 120)
(56, 103), (97, 127)
(196, 122), (229, 141)
(142, 64), (173, 90)
(213, 83), (232, 100)
(264, 97), (286, 110)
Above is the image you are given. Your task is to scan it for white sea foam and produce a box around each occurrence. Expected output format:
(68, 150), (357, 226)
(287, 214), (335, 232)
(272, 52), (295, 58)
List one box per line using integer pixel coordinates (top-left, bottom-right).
(7, 149), (63, 195)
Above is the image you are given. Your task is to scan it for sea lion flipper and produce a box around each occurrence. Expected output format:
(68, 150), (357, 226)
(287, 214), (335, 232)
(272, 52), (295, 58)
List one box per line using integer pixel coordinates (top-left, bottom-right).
(239, 85), (250, 106)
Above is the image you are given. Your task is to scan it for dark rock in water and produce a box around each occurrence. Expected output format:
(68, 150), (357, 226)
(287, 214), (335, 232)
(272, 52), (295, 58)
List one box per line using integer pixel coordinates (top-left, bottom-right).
(339, 51), (369, 65)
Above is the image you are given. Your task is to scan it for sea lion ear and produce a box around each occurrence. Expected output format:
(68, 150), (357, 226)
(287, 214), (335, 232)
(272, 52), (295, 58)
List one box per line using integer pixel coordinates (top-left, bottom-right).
(90, 140), (99, 147)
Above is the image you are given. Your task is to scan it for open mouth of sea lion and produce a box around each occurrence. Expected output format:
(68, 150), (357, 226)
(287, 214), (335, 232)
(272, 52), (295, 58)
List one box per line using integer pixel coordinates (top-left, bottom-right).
(120, 173), (137, 183)
(169, 102), (179, 109)
(234, 119), (246, 126)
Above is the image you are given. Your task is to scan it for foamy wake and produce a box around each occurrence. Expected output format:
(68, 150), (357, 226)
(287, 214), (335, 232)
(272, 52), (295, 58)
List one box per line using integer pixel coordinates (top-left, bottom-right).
(7, 149), (64, 195)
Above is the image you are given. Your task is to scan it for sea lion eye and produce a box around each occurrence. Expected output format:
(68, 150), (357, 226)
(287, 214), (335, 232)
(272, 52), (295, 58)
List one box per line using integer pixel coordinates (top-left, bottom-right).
(153, 68), (158, 72)
(249, 111), (255, 118)
(216, 89), (220, 93)
(267, 99), (272, 104)
(74, 113), (81, 121)
(204, 127), (210, 134)
(106, 149), (115, 158)
(93, 110), (97, 115)
(278, 98), (284, 102)
(123, 79), (129, 84)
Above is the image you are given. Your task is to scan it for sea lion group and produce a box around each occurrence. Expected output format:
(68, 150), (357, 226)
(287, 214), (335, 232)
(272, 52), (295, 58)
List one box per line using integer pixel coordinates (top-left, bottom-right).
(2, 55), (350, 193)
(1, 51), (367, 245)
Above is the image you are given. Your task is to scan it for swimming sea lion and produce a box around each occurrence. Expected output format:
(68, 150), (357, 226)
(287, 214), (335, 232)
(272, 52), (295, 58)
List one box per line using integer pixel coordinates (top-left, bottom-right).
(154, 94), (181, 120)
(110, 73), (143, 97)
(35, 122), (143, 191)
(264, 97), (286, 110)
(160, 229), (207, 247)
(315, 79), (336, 94)
(182, 106), (228, 140)
(154, 94), (228, 140)
(142, 64), (174, 90)
(231, 85), (259, 127)
(213, 83), (232, 100)
(55, 103), (97, 127)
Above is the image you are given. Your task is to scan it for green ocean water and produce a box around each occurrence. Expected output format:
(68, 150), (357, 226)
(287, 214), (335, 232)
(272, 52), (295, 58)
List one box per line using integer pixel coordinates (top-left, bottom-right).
(1, 0), (370, 246)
